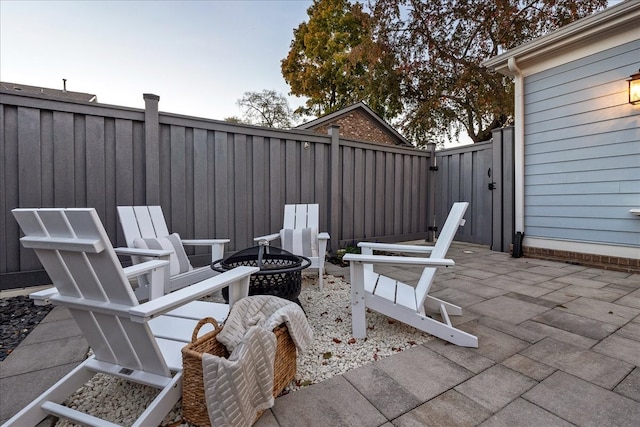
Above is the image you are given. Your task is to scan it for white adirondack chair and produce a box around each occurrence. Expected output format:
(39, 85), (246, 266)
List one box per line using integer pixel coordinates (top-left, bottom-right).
(7, 207), (257, 427)
(117, 205), (230, 300)
(254, 204), (330, 291)
(343, 202), (478, 348)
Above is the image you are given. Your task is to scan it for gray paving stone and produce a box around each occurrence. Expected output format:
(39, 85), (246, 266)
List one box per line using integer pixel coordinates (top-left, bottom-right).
(343, 362), (422, 419)
(521, 337), (634, 390)
(525, 265), (573, 278)
(270, 375), (386, 427)
(423, 338), (495, 374)
(480, 276), (551, 298)
(441, 277), (508, 299)
(614, 367), (640, 402)
(0, 362), (80, 423)
(524, 371), (640, 427)
(502, 292), (558, 309)
(478, 398), (574, 427)
(592, 334), (640, 366)
(39, 306), (73, 323)
(469, 296), (550, 325)
(543, 284), (627, 303)
(503, 270), (554, 285)
(375, 346), (473, 402)
(456, 269), (500, 280)
(520, 320), (597, 349)
(254, 410), (278, 427)
(552, 275), (610, 289)
(501, 354), (556, 382)
(617, 321), (640, 341)
(539, 290), (581, 305)
(614, 294), (640, 310)
(20, 318), (82, 346)
(455, 364), (538, 412)
(430, 287), (487, 308)
(477, 316), (546, 344)
(394, 390), (492, 427)
(459, 262), (516, 276)
(607, 274), (640, 288)
(537, 280), (572, 291)
(0, 336), (88, 378)
(531, 308), (618, 340)
(560, 297), (640, 327)
(459, 322), (530, 362)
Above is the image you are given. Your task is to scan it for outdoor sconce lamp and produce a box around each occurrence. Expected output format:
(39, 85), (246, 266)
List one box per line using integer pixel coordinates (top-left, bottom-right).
(629, 69), (640, 105)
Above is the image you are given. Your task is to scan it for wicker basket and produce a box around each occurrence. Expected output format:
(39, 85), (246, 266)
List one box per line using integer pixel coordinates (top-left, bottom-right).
(181, 317), (297, 427)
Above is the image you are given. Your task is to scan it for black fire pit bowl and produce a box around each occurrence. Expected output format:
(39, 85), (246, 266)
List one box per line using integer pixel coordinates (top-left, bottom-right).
(212, 245), (311, 305)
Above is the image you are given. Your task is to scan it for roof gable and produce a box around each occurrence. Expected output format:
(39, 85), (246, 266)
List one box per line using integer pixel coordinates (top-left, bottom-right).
(297, 102), (412, 147)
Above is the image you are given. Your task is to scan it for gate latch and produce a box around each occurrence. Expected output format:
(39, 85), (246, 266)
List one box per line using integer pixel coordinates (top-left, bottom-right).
(488, 182), (497, 190)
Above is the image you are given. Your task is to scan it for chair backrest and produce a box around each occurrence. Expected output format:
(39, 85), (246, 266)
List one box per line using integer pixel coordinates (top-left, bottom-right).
(118, 206), (170, 247)
(415, 202), (469, 306)
(13, 208), (172, 377)
(283, 204), (319, 230)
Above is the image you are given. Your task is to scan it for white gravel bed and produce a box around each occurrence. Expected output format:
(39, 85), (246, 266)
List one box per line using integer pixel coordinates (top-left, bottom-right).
(56, 273), (433, 426)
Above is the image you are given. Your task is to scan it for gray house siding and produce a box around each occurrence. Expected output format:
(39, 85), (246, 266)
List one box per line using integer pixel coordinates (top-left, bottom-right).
(523, 39), (640, 248)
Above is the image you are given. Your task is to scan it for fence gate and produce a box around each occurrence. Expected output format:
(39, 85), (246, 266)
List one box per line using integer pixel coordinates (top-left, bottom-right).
(434, 127), (515, 252)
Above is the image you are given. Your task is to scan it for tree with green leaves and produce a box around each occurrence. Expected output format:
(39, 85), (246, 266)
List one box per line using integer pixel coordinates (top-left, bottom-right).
(281, 0), (402, 120)
(236, 89), (296, 128)
(368, 0), (608, 144)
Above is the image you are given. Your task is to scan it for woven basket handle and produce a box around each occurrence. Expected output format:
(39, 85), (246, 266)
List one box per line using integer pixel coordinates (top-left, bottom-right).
(191, 317), (220, 343)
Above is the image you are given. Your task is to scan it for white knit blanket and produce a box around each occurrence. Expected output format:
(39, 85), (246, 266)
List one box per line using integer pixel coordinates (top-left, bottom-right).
(217, 295), (314, 353)
(201, 296), (313, 427)
(202, 326), (276, 427)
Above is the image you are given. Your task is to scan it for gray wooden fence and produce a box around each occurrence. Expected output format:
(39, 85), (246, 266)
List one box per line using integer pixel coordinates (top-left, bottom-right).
(0, 92), (435, 290)
(435, 127), (515, 250)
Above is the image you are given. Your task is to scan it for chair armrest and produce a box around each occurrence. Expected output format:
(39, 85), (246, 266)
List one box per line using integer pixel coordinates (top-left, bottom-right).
(129, 266), (259, 322)
(318, 232), (330, 240)
(114, 247), (173, 258)
(30, 287), (58, 306)
(180, 239), (230, 246)
(357, 242), (434, 254)
(253, 233), (280, 243)
(122, 260), (170, 278)
(342, 253), (454, 267)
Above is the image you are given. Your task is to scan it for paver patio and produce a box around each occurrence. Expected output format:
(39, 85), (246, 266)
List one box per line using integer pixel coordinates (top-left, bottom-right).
(1, 242), (639, 426)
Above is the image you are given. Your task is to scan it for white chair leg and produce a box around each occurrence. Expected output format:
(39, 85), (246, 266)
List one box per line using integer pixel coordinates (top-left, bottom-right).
(350, 262), (367, 338)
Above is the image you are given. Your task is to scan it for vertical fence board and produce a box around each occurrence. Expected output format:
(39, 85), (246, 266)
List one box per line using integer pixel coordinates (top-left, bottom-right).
(364, 149), (375, 239)
(252, 136), (267, 238)
(40, 111), (54, 207)
(53, 112), (75, 207)
(0, 105), (6, 273)
(193, 128), (208, 255)
(2, 106), (19, 272)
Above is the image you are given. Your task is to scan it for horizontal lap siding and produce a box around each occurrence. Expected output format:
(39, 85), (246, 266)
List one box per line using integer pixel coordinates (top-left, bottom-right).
(523, 40), (640, 247)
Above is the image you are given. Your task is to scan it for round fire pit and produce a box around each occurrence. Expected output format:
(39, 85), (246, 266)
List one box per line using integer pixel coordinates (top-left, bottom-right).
(212, 244), (311, 305)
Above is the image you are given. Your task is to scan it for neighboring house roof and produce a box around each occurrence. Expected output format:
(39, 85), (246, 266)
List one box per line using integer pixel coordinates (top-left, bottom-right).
(0, 81), (97, 103)
(297, 102), (412, 147)
(482, 1), (640, 77)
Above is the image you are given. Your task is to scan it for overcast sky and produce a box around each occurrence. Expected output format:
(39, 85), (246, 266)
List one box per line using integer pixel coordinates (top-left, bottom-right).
(0, 0), (313, 120)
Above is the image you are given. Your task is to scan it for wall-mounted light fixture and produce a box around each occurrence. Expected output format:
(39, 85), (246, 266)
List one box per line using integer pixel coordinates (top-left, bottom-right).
(629, 69), (640, 105)
(303, 141), (310, 150)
